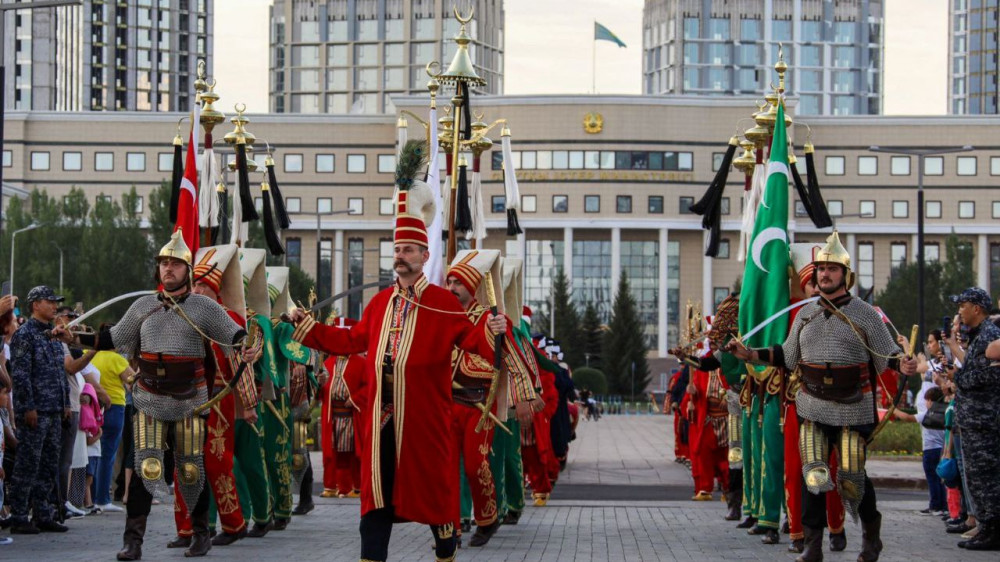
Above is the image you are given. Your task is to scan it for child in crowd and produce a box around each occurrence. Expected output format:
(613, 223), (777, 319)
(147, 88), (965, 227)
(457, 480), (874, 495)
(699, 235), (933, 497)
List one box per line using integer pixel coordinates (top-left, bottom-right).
(79, 382), (103, 513)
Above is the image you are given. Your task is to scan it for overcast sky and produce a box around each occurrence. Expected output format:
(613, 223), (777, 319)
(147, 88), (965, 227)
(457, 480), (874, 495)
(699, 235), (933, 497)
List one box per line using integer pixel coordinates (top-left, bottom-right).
(213, 0), (947, 115)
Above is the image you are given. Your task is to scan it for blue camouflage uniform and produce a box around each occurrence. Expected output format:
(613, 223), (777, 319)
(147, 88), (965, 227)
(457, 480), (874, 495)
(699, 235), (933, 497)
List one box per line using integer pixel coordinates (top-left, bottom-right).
(9, 315), (70, 525)
(953, 312), (1000, 527)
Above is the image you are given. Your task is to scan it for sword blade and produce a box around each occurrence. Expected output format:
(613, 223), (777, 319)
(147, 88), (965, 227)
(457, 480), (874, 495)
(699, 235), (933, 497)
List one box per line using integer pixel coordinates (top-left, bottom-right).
(68, 290), (157, 329)
(740, 296), (819, 343)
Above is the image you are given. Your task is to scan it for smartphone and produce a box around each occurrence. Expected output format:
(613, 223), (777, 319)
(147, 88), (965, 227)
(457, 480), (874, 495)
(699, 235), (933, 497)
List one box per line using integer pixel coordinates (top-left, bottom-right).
(1, 281), (9, 297)
(942, 316), (951, 339)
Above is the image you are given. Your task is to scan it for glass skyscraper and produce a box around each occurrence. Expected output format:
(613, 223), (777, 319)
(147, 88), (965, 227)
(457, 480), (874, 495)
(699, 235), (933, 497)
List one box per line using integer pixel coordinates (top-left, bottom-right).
(642, 0), (883, 115)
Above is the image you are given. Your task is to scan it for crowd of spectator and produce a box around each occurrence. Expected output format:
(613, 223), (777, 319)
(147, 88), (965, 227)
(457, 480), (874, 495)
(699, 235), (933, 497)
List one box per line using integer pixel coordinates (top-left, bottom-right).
(0, 286), (134, 545)
(893, 287), (1000, 551)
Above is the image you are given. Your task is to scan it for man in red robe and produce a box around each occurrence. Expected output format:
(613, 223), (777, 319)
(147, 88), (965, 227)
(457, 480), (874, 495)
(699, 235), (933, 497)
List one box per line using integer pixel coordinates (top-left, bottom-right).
(445, 250), (537, 547)
(521, 339), (560, 507)
(320, 333), (363, 498)
(285, 154), (507, 562)
(682, 358), (730, 501)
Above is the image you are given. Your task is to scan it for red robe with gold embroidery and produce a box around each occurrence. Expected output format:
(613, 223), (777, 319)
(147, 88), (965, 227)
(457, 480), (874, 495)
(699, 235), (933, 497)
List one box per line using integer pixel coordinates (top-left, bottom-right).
(295, 275), (496, 525)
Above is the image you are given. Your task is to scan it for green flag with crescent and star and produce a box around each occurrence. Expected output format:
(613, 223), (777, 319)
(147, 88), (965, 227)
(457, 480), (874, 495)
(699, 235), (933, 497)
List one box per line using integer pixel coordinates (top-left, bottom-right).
(738, 102), (790, 350)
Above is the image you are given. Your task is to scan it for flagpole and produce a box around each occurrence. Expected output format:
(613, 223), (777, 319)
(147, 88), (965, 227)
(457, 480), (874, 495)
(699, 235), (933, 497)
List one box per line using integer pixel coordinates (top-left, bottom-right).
(592, 20), (597, 94)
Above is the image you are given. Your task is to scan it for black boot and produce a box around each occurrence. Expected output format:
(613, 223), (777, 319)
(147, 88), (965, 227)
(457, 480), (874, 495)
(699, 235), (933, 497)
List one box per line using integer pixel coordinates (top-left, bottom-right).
(292, 500), (315, 515)
(725, 489), (742, 521)
(761, 528), (780, 544)
(737, 516), (757, 529)
(184, 511), (212, 557)
(796, 525), (824, 562)
(857, 512), (882, 562)
(167, 535), (192, 548)
(117, 515), (146, 561)
(788, 538), (804, 553)
(502, 510), (521, 525)
(211, 526), (246, 546)
(469, 520), (501, 547)
(966, 520), (1000, 551)
(829, 530), (847, 552)
(247, 519), (273, 538)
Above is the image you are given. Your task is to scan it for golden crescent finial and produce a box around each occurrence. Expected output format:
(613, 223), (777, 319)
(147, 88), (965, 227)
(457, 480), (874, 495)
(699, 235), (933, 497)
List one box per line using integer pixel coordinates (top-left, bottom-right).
(208, 78), (217, 89)
(425, 60), (441, 78)
(454, 4), (474, 25)
(235, 102), (246, 115)
(197, 60), (206, 79)
(777, 43), (784, 61)
(474, 110), (484, 120)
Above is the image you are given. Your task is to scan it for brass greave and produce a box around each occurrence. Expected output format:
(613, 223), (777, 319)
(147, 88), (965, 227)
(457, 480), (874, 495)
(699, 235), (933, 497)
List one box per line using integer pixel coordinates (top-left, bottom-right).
(174, 416), (207, 511)
(799, 419), (834, 494)
(135, 413), (168, 497)
(837, 428), (867, 523)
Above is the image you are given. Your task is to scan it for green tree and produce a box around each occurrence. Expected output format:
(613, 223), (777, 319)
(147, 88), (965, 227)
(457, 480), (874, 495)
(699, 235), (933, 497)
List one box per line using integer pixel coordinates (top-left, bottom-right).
(603, 270), (650, 398)
(147, 181), (174, 246)
(581, 302), (603, 370)
(875, 233), (975, 351)
(551, 268), (584, 368)
(572, 367), (608, 395)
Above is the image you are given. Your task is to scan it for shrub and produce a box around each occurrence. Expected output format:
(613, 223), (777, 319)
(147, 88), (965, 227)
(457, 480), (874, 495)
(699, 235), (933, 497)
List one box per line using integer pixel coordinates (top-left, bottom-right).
(572, 367), (608, 396)
(869, 420), (922, 455)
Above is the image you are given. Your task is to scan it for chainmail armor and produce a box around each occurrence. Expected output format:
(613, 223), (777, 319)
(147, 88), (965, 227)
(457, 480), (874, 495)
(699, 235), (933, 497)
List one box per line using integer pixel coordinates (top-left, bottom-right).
(111, 293), (244, 358)
(782, 298), (900, 427)
(132, 384), (208, 421)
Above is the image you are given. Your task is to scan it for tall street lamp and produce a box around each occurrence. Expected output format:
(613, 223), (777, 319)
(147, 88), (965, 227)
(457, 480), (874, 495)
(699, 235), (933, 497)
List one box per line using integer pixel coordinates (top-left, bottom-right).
(50, 241), (63, 293)
(869, 145), (974, 347)
(0, 0), (83, 238)
(10, 222), (40, 298)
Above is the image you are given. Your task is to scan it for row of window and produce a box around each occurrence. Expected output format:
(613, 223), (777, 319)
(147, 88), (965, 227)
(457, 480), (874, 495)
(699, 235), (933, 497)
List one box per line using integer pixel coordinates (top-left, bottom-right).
(492, 150), (694, 172)
(823, 154), (990, 176)
(793, 199), (988, 220)
(8, 149), (388, 175)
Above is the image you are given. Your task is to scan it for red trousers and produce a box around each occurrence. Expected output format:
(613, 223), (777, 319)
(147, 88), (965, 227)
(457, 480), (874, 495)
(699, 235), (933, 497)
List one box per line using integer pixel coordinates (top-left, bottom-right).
(784, 404), (846, 539)
(174, 391), (245, 535)
(690, 416), (728, 494)
(325, 450), (361, 495)
(673, 413), (689, 460)
(522, 443), (552, 496)
(452, 403), (498, 526)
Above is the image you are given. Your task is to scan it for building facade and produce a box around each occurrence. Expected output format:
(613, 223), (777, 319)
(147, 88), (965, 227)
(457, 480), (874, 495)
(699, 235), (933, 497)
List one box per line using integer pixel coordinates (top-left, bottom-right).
(1, 0), (212, 112)
(949, 0), (998, 115)
(268, 0), (504, 114)
(5, 94), (1000, 380)
(642, 0), (883, 116)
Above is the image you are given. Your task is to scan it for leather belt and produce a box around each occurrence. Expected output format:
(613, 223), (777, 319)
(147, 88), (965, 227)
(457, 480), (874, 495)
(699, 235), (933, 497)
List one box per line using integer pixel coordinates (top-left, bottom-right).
(452, 387), (487, 407)
(798, 362), (870, 404)
(136, 354), (205, 400)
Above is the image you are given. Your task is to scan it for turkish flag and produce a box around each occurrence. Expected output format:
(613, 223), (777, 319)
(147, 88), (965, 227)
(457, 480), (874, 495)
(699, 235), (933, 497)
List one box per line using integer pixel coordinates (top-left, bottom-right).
(175, 101), (200, 254)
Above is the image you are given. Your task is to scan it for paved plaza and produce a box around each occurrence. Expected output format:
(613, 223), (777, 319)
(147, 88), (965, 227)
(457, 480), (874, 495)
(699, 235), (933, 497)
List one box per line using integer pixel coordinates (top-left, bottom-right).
(2, 415), (989, 561)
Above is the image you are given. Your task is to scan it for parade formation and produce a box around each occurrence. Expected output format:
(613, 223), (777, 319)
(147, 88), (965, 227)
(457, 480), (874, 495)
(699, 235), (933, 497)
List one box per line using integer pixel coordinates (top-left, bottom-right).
(5, 3), (1000, 562)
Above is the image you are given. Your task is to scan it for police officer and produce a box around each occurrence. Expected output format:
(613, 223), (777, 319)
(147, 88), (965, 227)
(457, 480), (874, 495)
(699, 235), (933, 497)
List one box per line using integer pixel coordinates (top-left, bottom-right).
(950, 287), (1000, 551)
(7, 286), (72, 534)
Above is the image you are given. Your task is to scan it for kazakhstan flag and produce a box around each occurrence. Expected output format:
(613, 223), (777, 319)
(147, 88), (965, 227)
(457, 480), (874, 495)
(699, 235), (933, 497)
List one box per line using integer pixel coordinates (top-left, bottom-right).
(594, 21), (627, 48)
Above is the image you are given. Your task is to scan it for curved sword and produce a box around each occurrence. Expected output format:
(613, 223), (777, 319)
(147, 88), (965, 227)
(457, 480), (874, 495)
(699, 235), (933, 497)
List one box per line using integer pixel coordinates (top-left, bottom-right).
(65, 290), (157, 330)
(739, 296), (819, 344)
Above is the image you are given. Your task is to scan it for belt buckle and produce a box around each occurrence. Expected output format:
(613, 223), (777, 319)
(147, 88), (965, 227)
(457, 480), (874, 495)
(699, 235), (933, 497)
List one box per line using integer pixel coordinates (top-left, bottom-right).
(823, 375), (833, 385)
(157, 364), (166, 377)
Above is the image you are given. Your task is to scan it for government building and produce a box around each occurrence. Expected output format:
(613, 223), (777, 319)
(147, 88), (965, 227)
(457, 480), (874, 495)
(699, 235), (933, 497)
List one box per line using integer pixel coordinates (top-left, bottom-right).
(4, 95), (999, 384)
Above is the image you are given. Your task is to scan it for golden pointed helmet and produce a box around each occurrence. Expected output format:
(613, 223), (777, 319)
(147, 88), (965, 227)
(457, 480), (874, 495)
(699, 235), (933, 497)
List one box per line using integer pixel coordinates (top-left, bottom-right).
(157, 229), (193, 267)
(812, 230), (855, 290)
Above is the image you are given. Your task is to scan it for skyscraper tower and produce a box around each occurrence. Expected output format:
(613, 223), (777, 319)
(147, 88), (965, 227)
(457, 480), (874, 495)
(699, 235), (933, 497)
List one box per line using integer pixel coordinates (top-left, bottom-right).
(269, 0), (504, 114)
(642, 0), (883, 115)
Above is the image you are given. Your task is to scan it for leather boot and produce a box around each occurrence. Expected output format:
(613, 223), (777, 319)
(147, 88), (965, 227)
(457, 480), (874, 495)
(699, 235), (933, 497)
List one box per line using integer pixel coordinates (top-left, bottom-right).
(857, 512), (882, 562)
(725, 489), (742, 521)
(117, 515), (146, 561)
(737, 516), (757, 529)
(468, 520), (501, 547)
(829, 530), (847, 552)
(211, 526), (246, 546)
(966, 520), (1000, 551)
(167, 535), (192, 548)
(184, 511), (212, 558)
(796, 525), (824, 562)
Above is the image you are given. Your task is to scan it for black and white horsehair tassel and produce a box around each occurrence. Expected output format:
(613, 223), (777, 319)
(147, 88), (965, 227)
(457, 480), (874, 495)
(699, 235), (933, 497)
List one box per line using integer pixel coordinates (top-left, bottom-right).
(690, 136), (738, 257)
(804, 143), (833, 228)
(235, 142), (259, 222)
(265, 157), (291, 229)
